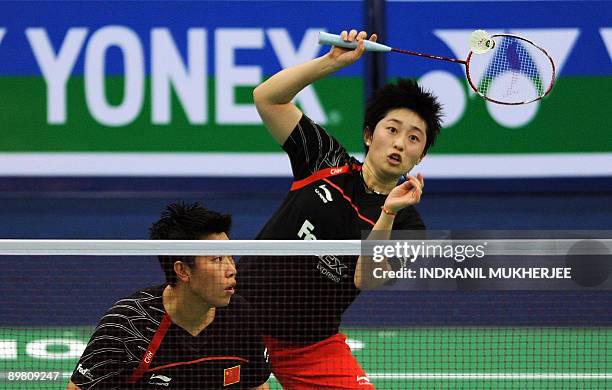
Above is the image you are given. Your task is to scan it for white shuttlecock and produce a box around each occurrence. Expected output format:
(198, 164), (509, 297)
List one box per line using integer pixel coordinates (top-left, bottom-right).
(470, 30), (495, 54)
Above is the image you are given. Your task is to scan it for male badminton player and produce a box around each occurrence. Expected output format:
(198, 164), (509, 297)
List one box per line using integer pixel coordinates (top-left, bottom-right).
(237, 29), (443, 389)
(67, 202), (270, 389)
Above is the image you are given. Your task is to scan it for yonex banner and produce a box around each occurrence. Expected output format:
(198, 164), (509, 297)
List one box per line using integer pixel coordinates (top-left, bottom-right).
(0, 1), (610, 177)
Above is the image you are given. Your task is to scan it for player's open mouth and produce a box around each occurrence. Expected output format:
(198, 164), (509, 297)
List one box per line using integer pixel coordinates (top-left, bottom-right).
(225, 284), (235, 294)
(387, 153), (402, 165)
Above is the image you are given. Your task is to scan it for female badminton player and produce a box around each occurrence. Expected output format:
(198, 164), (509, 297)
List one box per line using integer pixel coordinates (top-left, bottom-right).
(237, 29), (443, 389)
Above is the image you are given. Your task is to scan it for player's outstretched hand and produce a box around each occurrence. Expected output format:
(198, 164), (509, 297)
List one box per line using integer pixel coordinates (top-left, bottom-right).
(383, 173), (424, 213)
(327, 29), (377, 69)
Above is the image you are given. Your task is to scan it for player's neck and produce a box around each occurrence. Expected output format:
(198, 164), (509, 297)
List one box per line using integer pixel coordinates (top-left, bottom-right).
(361, 162), (396, 195)
(163, 285), (215, 336)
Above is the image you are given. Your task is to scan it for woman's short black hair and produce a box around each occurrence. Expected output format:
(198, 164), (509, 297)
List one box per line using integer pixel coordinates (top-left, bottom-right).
(363, 78), (443, 156)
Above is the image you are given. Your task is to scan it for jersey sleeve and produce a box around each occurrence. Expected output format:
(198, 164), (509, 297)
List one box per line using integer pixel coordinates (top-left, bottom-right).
(70, 307), (134, 389)
(281, 114), (352, 180)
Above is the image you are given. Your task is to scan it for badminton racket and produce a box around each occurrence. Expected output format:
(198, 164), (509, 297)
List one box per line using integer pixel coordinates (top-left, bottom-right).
(319, 30), (556, 105)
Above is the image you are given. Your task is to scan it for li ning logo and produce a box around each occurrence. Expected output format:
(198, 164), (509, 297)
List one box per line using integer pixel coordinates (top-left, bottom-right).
(149, 374), (172, 386)
(315, 184), (333, 204)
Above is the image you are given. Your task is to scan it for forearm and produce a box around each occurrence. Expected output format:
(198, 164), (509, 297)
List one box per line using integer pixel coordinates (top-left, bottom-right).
(355, 175), (425, 289)
(253, 53), (340, 106)
(355, 211), (396, 290)
(253, 30), (371, 144)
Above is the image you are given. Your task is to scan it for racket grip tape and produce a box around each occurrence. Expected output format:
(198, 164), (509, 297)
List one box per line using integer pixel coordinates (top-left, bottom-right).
(318, 32), (392, 53)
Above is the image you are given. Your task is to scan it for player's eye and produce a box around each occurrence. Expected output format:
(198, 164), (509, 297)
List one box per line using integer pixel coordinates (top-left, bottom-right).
(211, 256), (223, 262)
(387, 127), (397, 134)
(409, 135), (419, 142)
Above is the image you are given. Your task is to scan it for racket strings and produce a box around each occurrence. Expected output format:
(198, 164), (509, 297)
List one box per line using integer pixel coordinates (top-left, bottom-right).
(471, 36), (553, 104)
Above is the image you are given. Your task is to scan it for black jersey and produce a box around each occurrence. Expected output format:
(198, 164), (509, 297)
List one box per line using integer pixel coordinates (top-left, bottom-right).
(70, 285), (270, 389)
(238, 114), (425, 344)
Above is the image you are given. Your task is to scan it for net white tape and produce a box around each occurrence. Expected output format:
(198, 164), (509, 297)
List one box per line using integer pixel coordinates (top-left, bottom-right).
(0, 239), (610, 256)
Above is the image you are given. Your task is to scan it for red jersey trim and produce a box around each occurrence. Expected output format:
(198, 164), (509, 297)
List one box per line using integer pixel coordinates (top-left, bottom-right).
(321, 178), (376, 227)
(147, 356), (249, 373)
(290, 164), (361, 191)
(127, 313), (172, 383)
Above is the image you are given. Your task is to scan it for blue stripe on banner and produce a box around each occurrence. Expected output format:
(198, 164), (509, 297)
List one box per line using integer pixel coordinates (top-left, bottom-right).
(0, 1), (363, 76)
(0, 1), (609, 77)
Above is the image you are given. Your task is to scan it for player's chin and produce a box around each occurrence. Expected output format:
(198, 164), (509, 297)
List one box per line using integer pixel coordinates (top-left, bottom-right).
(381, 158), (406, 173)
(383, 165), (407, 179)
(215, 292), (233, 307)
(214, 296), (232, 307)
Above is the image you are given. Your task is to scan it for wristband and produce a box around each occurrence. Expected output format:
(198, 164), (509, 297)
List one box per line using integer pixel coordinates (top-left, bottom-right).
(381, 206), (396, 216)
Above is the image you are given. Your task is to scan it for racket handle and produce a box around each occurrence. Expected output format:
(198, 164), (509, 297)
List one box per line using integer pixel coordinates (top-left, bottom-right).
(318, 32), (391, 53)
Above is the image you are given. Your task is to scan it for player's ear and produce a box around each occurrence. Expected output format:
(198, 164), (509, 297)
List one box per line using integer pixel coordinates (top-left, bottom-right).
(174, 261), (191, 283)
(363, 126), (372, 146)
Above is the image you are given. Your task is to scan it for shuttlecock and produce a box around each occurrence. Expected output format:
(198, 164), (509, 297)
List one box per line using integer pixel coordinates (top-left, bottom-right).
(470, 30), (495, 54)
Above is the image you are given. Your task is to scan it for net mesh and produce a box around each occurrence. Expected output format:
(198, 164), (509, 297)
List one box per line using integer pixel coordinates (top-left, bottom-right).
(469, 35), (555, 104)
(0, 241), (610, 389)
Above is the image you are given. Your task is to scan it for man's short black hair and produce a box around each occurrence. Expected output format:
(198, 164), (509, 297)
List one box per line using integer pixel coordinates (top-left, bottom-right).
(149, 202), (232, 285)
(363, 79), (443, 156)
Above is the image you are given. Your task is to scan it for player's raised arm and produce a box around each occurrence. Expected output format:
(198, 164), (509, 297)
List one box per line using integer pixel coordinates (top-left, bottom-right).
(253, 29), (376, 145)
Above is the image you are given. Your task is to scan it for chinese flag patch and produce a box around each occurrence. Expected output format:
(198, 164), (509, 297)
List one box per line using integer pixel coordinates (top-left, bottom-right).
(223, 365), (241, 386)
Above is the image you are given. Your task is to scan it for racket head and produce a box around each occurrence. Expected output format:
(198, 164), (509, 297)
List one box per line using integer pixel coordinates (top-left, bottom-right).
(465, 34), (556, 105)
